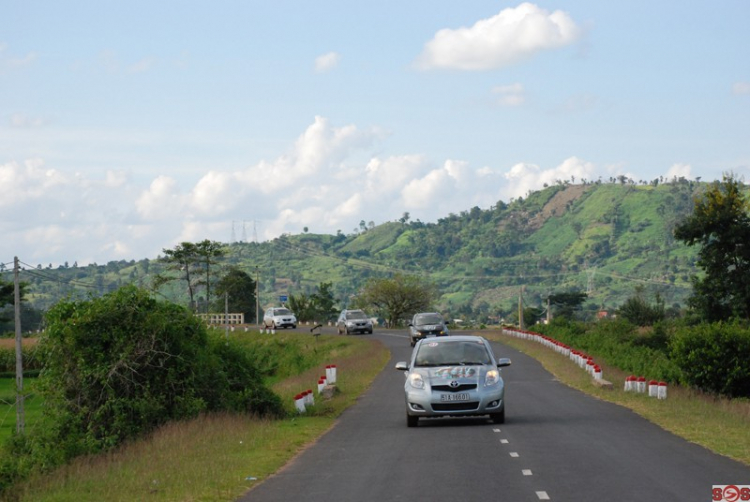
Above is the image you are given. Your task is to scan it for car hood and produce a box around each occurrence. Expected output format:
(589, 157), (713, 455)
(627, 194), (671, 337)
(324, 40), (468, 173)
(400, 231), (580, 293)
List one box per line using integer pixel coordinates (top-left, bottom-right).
(421, 365), (486, 385)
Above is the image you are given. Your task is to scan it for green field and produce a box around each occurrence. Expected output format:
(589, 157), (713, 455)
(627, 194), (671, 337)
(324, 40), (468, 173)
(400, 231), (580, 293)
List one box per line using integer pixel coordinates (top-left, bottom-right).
(0, 378), (41, 442)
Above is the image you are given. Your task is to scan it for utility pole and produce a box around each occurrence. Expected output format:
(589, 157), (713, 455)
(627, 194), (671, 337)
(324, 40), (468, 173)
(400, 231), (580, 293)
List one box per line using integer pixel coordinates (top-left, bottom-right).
(14, 257), (24, 434)
(224, 291), (229, 339)
(547, 296), (551, 324)
(255, 266), (260, 329)
(518, 286), (524, 330)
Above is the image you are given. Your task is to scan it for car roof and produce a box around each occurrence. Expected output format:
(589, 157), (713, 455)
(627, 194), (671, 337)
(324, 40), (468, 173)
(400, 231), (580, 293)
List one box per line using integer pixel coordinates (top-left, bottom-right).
(417, 334), (485, 344)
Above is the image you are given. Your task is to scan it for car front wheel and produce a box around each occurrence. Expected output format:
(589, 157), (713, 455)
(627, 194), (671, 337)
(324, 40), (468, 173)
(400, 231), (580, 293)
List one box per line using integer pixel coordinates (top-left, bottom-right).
(406, 413), (419, 427)
(491, 408), (505, 424)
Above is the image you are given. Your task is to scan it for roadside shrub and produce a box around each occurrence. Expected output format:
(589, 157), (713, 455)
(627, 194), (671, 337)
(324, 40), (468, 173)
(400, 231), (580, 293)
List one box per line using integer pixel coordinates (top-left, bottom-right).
(670, 321), (750, 398)
(36, 286), (212, 452)
(0, 285), (286, 496)
(199, 333), (285, 417)
(534, 318), (680, 382)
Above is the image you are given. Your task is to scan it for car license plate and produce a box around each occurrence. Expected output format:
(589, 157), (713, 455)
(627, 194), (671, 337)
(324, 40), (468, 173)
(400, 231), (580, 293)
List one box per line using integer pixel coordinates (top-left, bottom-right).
(440, 393), (469, 402)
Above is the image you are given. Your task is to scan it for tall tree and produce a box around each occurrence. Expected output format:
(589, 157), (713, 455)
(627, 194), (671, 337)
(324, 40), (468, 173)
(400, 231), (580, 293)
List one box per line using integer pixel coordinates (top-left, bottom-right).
(213, 267), (256, 322)
(311, 281), (337, 322)
(155, 240), (225, 312)
(155, 242), (200, 310)
(548, 291), (588, 320)
(674, 174), (750, 321)
(0, 278), (14, 323)
(617, 285), (665, 326)
(354, 274), (437, 328)
(195, 240), (226, 313)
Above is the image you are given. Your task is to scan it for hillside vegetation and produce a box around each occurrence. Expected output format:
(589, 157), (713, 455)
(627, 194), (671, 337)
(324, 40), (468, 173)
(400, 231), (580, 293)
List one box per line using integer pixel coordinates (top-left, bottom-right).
(12, 179), (708, 326)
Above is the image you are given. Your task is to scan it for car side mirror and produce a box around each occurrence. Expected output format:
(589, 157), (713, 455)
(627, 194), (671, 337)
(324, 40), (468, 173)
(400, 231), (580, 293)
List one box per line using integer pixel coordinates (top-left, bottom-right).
(395, 362), (409, 371)
(496, 358), (511, 368)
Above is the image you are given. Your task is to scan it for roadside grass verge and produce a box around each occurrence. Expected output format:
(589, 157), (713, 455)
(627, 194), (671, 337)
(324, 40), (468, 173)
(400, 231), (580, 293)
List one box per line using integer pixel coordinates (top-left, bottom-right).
(8, 332), (389, 502)
(484, 331), (750, 466)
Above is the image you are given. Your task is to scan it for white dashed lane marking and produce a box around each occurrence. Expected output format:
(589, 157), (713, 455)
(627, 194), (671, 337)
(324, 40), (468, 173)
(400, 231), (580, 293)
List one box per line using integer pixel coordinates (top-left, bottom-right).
(490, 427), (548, 499)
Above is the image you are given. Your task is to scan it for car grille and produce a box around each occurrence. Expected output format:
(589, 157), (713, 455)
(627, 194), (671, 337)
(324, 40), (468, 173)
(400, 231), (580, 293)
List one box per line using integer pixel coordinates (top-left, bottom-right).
(432, 384), (477, 392)
(432, 402), (480, 411)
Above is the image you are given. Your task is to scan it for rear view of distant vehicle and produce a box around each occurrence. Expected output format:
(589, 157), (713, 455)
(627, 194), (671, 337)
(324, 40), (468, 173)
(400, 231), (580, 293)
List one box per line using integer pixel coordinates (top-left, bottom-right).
(263, 307), (297, 329)
(409, 312), (449, 347)
(394, 335), (511, 427)
(336, 309), (374, 335)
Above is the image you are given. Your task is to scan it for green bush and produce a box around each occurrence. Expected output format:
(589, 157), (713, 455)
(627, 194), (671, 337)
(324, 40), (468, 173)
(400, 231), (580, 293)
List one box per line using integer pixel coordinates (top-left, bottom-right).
(533, 318), (680, 382)
(670, 321), (750, 398)
(0, 285), (284, 495)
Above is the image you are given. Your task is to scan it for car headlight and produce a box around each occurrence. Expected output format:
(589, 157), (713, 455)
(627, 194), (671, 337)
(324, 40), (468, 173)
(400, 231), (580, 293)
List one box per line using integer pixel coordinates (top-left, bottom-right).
(485, 369), (500, 386)
(408, 373), (425, 389)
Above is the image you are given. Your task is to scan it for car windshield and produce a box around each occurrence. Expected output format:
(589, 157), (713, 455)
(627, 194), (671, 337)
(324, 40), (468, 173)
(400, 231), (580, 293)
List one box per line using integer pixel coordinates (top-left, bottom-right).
(274, 308), (292, 315)
(415, 314), (443, 325)
(346, 311), (368, 320)
(414, 341), (491, 367)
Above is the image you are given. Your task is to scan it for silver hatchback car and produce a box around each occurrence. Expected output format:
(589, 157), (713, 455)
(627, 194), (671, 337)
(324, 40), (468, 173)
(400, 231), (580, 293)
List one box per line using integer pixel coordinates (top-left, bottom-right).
(395, 335), (511, 427)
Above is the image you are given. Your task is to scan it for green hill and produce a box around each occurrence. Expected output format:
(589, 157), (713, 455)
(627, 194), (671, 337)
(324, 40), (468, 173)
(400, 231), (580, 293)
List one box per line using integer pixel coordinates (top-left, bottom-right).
(13, 178), (711, 325)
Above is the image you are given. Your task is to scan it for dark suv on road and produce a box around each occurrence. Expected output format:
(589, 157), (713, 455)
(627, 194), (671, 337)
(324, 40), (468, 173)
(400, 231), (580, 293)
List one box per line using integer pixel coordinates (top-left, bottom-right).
(408, 312), (449, 346)
(336, 309), (374, 335)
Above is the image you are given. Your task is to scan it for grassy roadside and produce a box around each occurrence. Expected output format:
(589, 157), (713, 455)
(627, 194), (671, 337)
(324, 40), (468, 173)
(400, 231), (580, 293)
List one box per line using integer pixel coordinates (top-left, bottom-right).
(483, 331), (750, 466)
(10, 332), (390, 502)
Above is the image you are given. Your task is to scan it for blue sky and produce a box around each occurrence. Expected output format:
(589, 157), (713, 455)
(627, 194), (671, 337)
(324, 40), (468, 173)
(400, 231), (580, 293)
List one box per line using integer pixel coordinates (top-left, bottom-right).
(1, 1), (749, 267)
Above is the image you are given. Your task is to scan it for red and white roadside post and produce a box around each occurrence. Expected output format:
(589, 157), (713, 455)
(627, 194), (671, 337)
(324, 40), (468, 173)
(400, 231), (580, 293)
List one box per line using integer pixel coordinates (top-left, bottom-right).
(637, 376), (647, 393)
(657, 381), (667, 400)
(317, 376), (326, 394)
(648, 380), (659, 397)
(294, 393), (306, 413)
(624, 375), (635, 392)
(325, 364), (337, 384)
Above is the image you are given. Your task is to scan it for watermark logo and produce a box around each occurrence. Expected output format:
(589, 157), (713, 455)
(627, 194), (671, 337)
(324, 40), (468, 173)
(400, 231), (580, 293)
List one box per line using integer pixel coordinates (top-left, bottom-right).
(713, 485), (750, 502)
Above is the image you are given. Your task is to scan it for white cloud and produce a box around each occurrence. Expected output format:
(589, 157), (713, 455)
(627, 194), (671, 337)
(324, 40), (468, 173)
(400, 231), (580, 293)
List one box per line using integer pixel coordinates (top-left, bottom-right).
(492, 83), (525, 106)
(2, 117), (687, 267)
(10, 113), (48, 128)
(665, 163), (692, 180)
(732, 82), (750, 95)
(414, 3), (581, 70)
(135, 175), (186, 220)
(501, 156), (597, 199)
(128, 57), (156, 74)
(314, 52), (341, 73)
(0, 43), (37, 69)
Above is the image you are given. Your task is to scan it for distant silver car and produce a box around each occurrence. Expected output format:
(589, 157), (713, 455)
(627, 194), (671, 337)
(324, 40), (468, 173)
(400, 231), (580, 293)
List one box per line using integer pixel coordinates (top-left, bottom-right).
(336, 309), (373, 335)
(395, 335), (511, 427)
(263, 307), (297, 329)
(408, 312), (449, 347)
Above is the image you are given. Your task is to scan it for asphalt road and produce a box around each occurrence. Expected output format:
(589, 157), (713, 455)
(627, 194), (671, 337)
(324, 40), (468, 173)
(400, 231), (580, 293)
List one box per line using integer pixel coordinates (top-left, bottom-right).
(238, 330), (750, 502)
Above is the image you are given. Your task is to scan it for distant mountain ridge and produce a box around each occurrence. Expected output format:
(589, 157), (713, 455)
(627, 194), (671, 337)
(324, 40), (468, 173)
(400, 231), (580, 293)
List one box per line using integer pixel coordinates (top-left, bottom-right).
(18, 179), (707, 322)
